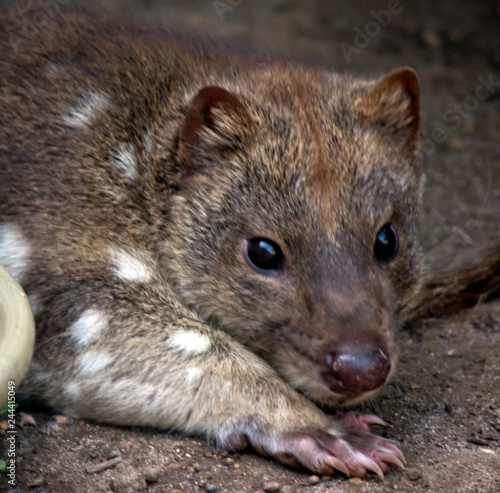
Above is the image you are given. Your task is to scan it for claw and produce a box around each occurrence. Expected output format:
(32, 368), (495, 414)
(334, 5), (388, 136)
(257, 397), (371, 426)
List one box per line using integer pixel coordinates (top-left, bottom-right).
(327, 457), (350, 477)
(377, 452), (405, 470)
(247, 417), (404, 479)
(380, 441), (406, 465)
(340, 412), (388, 430)
(359, 414), (389, 427)
(365, 457), (385, 480)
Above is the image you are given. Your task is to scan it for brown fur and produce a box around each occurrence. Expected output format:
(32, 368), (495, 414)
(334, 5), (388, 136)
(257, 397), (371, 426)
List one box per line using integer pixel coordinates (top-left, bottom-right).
(0, 9), (497, 478)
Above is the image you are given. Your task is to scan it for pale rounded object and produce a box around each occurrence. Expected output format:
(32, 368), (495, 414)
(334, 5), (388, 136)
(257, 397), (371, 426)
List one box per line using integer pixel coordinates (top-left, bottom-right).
(0, 264), (35, 407)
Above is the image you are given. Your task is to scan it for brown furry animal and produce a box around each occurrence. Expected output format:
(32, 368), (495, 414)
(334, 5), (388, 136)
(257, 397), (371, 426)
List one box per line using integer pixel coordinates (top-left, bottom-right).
(0, 9), (498, 479)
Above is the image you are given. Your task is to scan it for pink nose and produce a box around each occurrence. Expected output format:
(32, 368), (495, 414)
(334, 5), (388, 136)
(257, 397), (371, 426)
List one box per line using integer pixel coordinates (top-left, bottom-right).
(322, 347), (391, 397)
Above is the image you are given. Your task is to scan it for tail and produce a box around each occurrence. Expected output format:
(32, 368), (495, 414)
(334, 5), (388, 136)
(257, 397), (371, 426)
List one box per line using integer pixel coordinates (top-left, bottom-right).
(400, 241), (500, 323)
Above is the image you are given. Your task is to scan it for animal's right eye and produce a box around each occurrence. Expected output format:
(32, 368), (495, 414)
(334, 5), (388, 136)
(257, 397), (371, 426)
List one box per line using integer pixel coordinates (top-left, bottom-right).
(246, 238), (284, 272)
(374, 223), (399, 264)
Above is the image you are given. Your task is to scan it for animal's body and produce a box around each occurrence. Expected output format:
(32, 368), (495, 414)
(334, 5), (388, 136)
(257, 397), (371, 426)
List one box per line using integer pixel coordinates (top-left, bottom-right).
(1, 9), (499, 478)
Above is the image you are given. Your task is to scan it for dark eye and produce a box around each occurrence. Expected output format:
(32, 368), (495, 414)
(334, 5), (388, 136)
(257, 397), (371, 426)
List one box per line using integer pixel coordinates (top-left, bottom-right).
(246, 238), (284, 271)
(374, 223), (399, 264)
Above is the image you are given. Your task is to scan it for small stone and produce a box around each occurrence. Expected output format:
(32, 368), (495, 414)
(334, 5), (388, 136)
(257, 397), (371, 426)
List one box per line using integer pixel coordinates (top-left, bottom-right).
(306, 475), (320, 485)
(233, 463), (240, 469)
(263, 481), (281, 492)
(169, 490), (182, 493)
(52, 414), (69, 424)
(225, 457), (235, 466)
(348, 477), (364, 485)
(144, 467), (160, 483)
(19, 412), (36, 427)
(167, 462), (182, 469)
(193, 463), (202, 472)
(321, 475), (332, 481)
(204, 483), (217, 492)
(105, 449), (121, 460)
(40, 422), (61, 434)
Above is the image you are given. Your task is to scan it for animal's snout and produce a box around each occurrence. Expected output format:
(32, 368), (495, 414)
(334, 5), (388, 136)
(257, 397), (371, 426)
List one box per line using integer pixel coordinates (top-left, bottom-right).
(322, 346), (391, 397)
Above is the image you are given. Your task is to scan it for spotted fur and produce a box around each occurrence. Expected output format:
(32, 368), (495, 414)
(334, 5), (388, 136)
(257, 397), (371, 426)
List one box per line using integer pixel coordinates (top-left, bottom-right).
(2, 9), (496, 478)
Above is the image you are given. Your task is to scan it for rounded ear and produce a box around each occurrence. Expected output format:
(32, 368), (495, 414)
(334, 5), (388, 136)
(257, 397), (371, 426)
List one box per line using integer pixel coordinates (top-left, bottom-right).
(356, 68), (420, 149)
(179, 86), (258, 171)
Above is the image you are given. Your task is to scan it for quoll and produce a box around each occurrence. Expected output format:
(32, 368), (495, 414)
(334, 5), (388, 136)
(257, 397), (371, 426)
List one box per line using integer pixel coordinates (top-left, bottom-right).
(1, 9), (499, 478)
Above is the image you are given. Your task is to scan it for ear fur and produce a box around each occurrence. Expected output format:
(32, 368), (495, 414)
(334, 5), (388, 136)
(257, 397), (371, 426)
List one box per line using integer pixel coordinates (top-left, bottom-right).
(179, 86), (258, 170)
(356, 68), (420, 149)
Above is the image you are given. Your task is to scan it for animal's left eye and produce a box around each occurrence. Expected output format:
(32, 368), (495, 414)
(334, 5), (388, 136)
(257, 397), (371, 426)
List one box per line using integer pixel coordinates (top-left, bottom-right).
(246, 238), (284, 272)
(374, 223), (399, 264)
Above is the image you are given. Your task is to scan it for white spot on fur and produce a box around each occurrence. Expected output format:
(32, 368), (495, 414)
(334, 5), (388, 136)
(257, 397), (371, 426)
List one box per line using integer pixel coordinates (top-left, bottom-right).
(0, 223), (30, 282)
(62, 91), (109, 128)
(43, 62), (65, 77)
(325, 70), (339, 83)
(168, 330), (211, 355)
(110, 143), (137, 181)
(27, 362), (50, 382)
(184, 367), (202, 384)
(143, 131), (154, 155)
(108, 246), (154, 283)
(69, 309), (109, 347)
(63, 381), (81, 399)
(32, 370), (51, 383)
(27, 294), (41, 316)
(76, 351), (112, 375)
(138, 127), (155, 173)
(220, 380), (232, 393)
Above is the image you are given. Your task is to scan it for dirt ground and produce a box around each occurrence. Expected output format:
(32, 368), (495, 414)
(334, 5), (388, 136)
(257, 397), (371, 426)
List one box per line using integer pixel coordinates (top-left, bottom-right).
(1, 0), (500, 492)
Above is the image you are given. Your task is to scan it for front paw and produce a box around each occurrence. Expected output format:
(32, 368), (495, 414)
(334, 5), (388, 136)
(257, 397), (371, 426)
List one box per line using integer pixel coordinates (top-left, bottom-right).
(226, 415), (404, 478)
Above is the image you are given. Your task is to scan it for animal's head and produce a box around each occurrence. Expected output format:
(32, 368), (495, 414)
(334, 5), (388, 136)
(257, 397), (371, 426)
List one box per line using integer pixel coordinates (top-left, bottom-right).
(164, 66), (423, 406)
